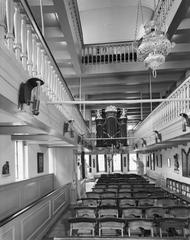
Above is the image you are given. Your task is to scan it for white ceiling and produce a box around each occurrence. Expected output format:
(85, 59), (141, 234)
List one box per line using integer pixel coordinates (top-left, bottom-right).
(77, 0), (157, 44)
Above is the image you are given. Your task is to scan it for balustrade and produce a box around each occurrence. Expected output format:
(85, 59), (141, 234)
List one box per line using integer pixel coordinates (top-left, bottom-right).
(135, 75), (190, 144)
(82, 42), (137, 65)
(0, 0), (86, 134)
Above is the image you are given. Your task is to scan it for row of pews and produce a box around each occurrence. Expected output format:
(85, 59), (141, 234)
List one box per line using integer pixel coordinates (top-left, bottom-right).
(69, 174), (190, 238)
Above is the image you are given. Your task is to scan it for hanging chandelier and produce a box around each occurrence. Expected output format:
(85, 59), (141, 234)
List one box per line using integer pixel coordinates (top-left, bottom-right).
(137, 20), (175, 78)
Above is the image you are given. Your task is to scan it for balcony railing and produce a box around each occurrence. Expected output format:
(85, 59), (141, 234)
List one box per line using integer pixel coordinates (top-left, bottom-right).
(134, 75), (190, 143)
(82, 42), (137, 65)
(0, 0), (87, 134)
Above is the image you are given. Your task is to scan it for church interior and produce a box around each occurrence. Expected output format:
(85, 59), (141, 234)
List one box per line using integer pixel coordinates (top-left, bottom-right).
(1, 0), (190, 239)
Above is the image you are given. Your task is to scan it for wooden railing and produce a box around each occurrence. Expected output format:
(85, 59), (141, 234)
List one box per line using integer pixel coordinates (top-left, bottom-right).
(0, 0), (87, 134)
(82, 42), (137, 65)
(166, 178), (190, 199)
(81, 0), (178, 66)
(134, 75), (190, 144)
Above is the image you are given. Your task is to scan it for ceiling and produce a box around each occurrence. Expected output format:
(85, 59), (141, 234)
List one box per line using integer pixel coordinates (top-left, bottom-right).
(23, 0), (190, 133)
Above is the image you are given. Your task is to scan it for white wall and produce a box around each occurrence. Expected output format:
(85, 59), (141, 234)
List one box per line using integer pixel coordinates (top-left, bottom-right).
(28, 144), (49, 178)
(51, 147), (75, 188)
(0, 135), (15, 185)
(146, 142), (190, 185)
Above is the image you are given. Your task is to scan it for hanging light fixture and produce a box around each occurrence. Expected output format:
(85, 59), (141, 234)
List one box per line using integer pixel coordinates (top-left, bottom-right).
(136, 2), (175, 78)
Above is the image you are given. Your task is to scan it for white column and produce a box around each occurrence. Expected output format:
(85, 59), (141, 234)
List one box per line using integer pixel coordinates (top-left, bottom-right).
(0, 0), (6, 43)
(27, 25), (33, 76)
(14, 4), (21, 60)
(32, 34), (37, 76)
(21, 16), (27, 70)
(6, 0), (14, 50)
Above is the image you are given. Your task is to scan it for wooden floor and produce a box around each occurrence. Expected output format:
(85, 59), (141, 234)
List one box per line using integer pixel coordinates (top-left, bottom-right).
(42, 208), (75, 240)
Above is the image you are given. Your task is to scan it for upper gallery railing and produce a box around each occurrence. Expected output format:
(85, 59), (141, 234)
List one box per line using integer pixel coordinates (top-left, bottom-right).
(81, 0), (178, 66)
(82, 42), (137, 65)
(0, 0), (87, 134)
(134, 74), (190, 143)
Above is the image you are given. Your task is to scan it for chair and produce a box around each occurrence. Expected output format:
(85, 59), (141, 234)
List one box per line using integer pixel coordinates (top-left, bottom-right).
(100, 198), (117, 207)
(158, 218), (187, 237)
(100, 191), (116, 198)
(167, 206), (190, 219)
(138, 198), (154, 206)
(75, 207), (96, 218)
(119, 198), (136, 207)
(69, 218), (96, 236)
(98, 217), (125, 236)
(118, 192), (132, 198)
(86, 192), (100, 198)
(127, 219), (154, 237)
(81, 198), (99, 207)
(154, 198), (178, 207)
(145, 207), (167, 219)
(98, 207), (118, 218)
(92, 188), (104, 193)
(122, 208), (143, 218)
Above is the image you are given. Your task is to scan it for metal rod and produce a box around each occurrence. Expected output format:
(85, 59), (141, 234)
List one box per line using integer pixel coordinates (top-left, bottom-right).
(85, 136), (139, 140)
(46, 98), (190, 105)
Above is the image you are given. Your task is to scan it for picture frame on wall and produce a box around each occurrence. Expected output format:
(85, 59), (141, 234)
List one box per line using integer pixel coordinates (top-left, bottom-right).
(1, 161), (10, 176)
(37, 152), (44, 173)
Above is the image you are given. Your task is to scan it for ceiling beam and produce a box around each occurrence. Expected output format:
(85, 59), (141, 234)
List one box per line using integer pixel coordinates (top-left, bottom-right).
(53, 0), (82, 75)
(168, 0), (190, 40)
(81, 61), (190, 76)
(70, 82), (173, 95)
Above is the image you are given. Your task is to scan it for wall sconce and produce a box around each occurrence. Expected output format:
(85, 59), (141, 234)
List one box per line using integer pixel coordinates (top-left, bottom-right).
(180, 113), (190, 132)
(18, 78), (44, 115)
(134, 143), (138, 150)
(154, 130), (162, 143)
(63, 120), (74, 137)
(141, 138), (147, 147)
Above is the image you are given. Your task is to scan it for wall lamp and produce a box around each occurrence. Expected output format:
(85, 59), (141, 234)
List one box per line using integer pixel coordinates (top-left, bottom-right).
(63, 120), (74, 137)
(141, 138), (147, 147)
(180, 113), (190, 132)
(154, 130), (162, 143)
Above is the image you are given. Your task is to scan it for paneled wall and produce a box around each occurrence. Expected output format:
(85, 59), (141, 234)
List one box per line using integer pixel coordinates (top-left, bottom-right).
(28, 144), (49, 178)
(0, 182), (71, 240)
(0, 174), (54, 222)
(0, 135), (15, 184)
(144, 142), (190, 186)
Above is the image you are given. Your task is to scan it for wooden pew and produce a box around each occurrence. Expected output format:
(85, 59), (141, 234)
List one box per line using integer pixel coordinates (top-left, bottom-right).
(69, 218), (96, 236)
(74, 206), (96, 218)
(126, 219), (154, 237)
(98, 206), (119, 218)
(156, 218), (188, 237)
(121, 207), (143, 218)
(98, 217), (125, 236)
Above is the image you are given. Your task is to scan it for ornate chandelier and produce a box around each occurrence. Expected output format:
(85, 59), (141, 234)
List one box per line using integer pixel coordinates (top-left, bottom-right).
(137, 20), (175, 78)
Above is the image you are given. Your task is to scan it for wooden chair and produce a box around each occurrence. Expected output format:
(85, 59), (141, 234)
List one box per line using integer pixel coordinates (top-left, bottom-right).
(98, 217), (125, 236)
(138, 198), (154, 206)
(127, 219), (154, 237)
(118, 192), (132, 198)
(86, 192), (100, 198)
(92, 188), (104, 193)
(158, 218), (187, 237)
(167, 206), (190, 219)
(122, 207), (143, 218)
(145, 207), (167, 219)
(119, 198), (136, 207)
(99, 198), (117, 207)
(98, 207), (118, 218)
(69, 218), (96, 236)
(100, 191), (116, 198)
(75, 206), (96, 218)
(154, 197), (178, 207)
(81, 198), (99, 207)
